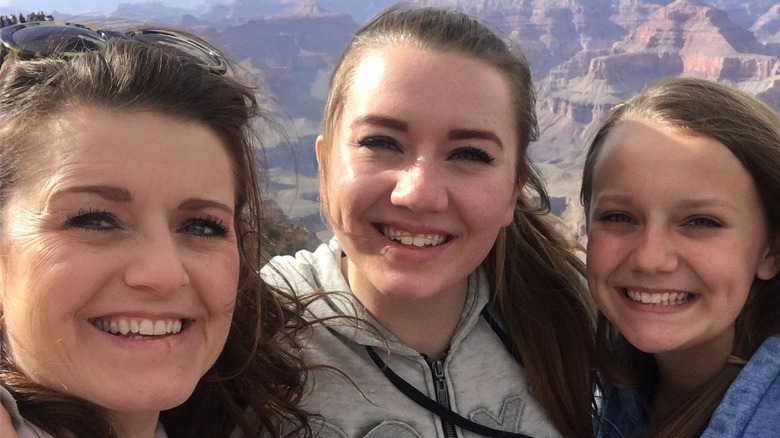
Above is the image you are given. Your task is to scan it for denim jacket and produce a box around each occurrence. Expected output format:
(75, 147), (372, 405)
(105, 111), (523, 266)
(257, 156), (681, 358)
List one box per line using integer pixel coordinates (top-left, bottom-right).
(595, 335), (780, 438)
(701, 335), (780, 437)
(594, 380), (650, 438)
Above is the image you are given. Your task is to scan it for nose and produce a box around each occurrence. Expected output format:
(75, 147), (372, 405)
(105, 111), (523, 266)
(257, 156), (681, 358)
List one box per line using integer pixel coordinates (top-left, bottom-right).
(628, 225), (678, 273)
(123, 230), (190, 294)
(390, 161), (448, 212)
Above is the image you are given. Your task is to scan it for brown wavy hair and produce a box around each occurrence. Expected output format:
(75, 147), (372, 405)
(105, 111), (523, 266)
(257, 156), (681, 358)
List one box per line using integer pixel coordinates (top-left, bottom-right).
(580, 75), (780, 438)
(0, 28), (310, 437)
(318, 4), (597, 437)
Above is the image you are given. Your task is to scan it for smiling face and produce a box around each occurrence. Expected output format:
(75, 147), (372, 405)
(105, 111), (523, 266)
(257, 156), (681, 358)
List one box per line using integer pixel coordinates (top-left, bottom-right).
(319, 45), (520, 306)
(586, 119), (779, 361)
(0, 108), (239, 428)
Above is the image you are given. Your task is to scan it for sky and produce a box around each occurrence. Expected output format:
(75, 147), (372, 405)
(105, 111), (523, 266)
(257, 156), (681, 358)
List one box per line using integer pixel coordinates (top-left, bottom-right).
(2, 0), (206, 15)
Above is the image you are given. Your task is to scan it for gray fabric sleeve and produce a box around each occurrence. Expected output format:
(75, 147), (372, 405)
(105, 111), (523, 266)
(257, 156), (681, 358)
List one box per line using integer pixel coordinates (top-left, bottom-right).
(0, 384), (24, 430)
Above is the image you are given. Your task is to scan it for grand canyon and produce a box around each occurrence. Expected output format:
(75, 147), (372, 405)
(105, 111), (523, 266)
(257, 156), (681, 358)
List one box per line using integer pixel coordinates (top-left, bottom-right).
(39, 0), (780, 250)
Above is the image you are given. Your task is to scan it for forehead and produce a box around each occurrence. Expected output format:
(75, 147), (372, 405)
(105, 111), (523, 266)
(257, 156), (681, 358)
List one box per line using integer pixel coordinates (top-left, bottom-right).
(593, 118), (761, 204)
(352, 45), (510, 99)
(15, 107), (235, 197)
(342, 45), (517, 138)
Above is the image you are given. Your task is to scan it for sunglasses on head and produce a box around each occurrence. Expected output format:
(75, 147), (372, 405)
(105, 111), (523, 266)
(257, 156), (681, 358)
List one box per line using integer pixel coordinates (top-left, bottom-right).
(0, 21), (227, 74)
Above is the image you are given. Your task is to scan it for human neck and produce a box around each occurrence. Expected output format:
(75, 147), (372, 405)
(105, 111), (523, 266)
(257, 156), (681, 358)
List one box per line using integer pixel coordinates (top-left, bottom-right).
(651, 334), (734, 418)
(343, 257), (468, 359)
(107, 410), (161, 438)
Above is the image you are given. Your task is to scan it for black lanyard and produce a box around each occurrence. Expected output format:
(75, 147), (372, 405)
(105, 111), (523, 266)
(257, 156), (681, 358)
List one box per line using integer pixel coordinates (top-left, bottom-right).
(366, 344), (535, 438)
(323, 283), (536, 438)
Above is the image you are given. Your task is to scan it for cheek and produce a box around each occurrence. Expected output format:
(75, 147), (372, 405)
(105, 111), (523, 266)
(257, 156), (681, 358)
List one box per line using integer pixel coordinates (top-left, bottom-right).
(204, 252), (240, 315)
(1, 272), (71, 380)
(466, 181), (517, 229)
(322, 164), (382, 227)
(201, 253), (240, 362)
(586, 232), (620, 281)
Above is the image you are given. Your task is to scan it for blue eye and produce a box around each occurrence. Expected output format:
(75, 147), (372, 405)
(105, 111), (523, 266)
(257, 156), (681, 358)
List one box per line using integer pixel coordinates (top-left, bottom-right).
(357, 135), (401, 152)
(686, 216), (722, 228)
(182, 216), (229, 239)
(600, 212), (634, 224)
(448, 146), (494, 164)
(67, 208), (119, 231)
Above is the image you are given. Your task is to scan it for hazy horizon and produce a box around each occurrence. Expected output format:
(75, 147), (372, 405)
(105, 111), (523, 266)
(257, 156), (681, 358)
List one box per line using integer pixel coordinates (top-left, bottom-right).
(2, 0), (205, 15)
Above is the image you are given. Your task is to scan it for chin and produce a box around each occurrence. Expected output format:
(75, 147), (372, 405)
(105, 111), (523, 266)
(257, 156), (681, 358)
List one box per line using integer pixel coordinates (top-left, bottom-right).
(102, 378), (200, 413)
(623, 335), (681, 355)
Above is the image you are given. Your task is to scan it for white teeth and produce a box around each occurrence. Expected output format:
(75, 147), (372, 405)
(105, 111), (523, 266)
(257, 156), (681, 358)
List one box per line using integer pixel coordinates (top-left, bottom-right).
(153, 320), (167, 335)
(93, 317), (184, 338)
(119, 319), (130, 335)
(626, 289), (693, 305)
(139, 319), (154, 335)
(382, 226), (448, 247)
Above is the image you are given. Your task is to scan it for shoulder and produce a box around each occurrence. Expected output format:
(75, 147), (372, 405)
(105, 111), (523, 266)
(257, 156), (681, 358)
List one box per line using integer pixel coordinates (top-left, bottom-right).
(0, 385), (23, 431)
(262, 237), (346, 297)
(0, 385), (52, 437)
(701, 335), (780, 437)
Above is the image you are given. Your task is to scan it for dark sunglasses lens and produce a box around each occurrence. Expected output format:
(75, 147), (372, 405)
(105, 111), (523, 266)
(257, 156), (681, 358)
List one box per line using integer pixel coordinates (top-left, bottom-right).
(131, 32), (225, 72)
(8, 25), (104, 56)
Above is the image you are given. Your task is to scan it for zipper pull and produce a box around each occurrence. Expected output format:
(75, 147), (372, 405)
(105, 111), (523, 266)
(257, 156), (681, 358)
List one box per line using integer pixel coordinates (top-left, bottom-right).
(431, 358), (450, 408)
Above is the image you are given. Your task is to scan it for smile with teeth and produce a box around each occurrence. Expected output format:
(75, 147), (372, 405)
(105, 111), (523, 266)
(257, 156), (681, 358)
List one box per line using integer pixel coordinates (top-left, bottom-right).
(92, 317), (184, 339)
(624, 289), (693, 305)
(380, 225), (450, 248)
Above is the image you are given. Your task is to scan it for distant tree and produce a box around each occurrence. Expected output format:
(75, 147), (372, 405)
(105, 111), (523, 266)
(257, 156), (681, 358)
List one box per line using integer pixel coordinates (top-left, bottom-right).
(262, 197), (313, 256)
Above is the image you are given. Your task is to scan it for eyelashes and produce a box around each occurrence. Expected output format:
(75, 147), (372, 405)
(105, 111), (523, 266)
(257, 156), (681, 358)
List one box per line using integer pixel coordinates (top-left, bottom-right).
(357, 136), (495, 164)
(66, 209), (230, 238)
(67, 208), (118, 231)
(598, 211), (634, 225)
(180, 215), (229, 238)
(357, 135), (400, 151)
(448, 146), (494, 164)
(597, 211), (724, 229)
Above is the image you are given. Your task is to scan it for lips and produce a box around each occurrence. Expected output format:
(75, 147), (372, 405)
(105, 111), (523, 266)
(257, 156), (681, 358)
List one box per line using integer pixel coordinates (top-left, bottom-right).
(92, 317), (184, 339)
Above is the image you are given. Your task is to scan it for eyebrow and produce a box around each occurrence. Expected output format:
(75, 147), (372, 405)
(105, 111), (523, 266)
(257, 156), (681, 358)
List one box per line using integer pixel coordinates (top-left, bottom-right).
(678, 198), (740, 211)
(179, 198), (234, 216)
(350, 114), (503, 147)
(52, 185), (132, 203)
(449, 129), (503, 149)
(594, 193), (740, 211)
(350, 114), (408, 131)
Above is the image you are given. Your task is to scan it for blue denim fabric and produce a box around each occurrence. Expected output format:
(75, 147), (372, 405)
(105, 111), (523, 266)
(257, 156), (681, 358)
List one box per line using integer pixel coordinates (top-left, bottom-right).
(594, 382), (650, 438)
(702, 336), (780, 437)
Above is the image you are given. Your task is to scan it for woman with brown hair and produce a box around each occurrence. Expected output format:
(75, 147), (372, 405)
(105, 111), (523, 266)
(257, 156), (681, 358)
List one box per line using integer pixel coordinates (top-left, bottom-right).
(582, 76), (780, 437)
(264, 4), (597, 437)
(0, 22), (310, 437)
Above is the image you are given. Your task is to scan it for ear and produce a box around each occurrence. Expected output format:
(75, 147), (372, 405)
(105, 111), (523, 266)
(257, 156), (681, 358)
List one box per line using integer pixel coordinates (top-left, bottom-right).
(756, 234), (780, 280)
(315, 135), (324, 165)
(501, 174), (527, 227)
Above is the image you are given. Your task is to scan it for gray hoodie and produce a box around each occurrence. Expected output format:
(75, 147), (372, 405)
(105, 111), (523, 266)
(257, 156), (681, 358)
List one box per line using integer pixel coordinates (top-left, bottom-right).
(263, 237), (561, 438)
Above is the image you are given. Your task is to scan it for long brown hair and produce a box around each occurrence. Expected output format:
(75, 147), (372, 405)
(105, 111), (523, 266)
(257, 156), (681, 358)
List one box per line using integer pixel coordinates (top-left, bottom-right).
(0, 29), (310, 437)
(580, 75), (780, 437)
(318, 4), (597, 437)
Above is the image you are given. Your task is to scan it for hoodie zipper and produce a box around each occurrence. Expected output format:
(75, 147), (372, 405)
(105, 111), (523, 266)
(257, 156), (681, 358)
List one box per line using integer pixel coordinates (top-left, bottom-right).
(426, 355), (458, 438)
